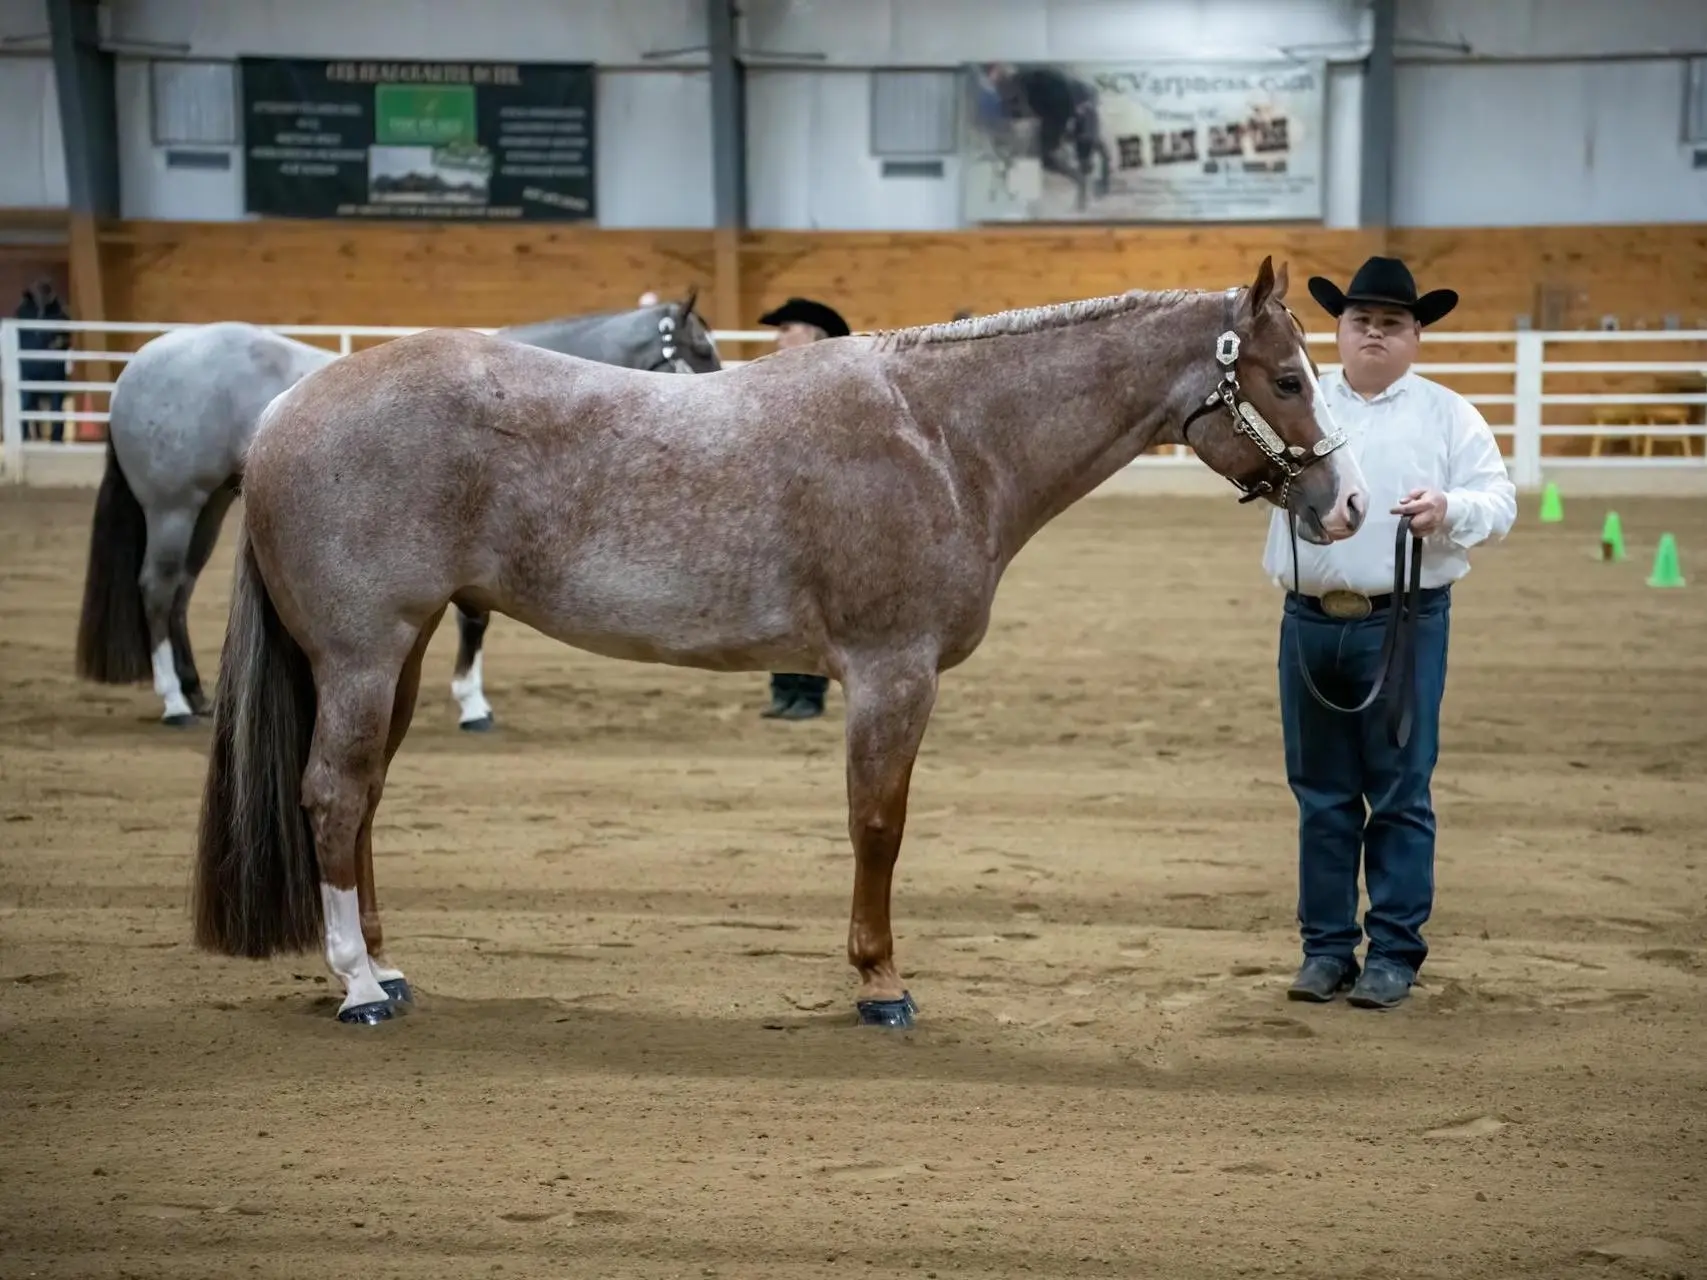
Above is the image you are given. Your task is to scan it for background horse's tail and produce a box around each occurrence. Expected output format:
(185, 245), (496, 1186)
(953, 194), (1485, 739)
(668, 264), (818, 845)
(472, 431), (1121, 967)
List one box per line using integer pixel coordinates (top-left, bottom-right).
(75, 442), (153, 683)
(193, 530), (322, 957)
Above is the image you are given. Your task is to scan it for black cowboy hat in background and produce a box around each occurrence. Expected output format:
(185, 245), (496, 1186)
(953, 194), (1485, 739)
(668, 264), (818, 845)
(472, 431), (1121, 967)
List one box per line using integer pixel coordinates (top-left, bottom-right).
(1307, 256), (1459, 328)
(759, 296), (851, 338)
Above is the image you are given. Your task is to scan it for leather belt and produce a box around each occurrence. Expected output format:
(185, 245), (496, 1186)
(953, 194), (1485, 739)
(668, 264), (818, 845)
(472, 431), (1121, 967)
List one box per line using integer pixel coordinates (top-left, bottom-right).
(1290, 585), (1448, 621)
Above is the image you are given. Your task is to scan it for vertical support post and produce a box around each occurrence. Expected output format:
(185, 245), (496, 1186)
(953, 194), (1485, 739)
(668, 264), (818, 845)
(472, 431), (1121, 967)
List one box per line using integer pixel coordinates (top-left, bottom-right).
(2, 320), (23, 482)
(1359, 0), (1395, 235)
(48, 0), (118, 434)
(1513, 331), (1544, 490)
(707, 0), (747, 338)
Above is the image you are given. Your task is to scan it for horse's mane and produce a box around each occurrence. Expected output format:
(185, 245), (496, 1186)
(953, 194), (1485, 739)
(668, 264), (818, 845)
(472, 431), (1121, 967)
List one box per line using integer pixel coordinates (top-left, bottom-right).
(871, 288), (1196, 352)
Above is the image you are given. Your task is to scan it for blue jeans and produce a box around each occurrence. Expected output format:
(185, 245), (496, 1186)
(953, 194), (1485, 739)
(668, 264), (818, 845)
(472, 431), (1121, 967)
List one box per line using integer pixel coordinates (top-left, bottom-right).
(1277, 589), (1451, 979)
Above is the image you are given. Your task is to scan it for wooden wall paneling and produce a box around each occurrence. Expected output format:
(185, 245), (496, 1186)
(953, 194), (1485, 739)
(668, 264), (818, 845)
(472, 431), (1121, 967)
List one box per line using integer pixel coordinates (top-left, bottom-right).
(89, 219), (1707, 453)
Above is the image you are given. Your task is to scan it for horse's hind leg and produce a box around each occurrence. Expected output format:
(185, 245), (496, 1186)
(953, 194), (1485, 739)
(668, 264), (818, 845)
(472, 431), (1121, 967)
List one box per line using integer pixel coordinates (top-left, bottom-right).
(840, 653), (939, 1028)
(169, 482), (237, 716)
(356, 607), (444, 1007)
(450, 604), (495, 731)
(305, 643), (415, 1025)
(139, 504), (201, 725)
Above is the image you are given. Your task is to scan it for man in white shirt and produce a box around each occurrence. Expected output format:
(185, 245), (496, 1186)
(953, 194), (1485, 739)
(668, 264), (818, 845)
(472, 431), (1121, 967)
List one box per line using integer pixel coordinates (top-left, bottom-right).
(1265, 256), (1517, 1010)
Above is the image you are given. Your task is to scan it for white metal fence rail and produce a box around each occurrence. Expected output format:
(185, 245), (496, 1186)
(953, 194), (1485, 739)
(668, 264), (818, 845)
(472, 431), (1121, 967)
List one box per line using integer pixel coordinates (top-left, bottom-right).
(4, 319), (1705, 489)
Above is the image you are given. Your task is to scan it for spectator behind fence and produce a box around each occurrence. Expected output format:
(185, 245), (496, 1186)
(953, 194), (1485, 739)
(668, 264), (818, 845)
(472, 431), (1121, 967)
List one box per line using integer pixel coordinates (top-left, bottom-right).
(16, 280), (71, 443)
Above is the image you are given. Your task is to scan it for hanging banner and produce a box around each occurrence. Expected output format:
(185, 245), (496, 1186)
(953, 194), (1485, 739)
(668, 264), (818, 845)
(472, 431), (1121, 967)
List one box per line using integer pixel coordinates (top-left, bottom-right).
(241, 57), (595, 221)
(960, 61), (1325, 224)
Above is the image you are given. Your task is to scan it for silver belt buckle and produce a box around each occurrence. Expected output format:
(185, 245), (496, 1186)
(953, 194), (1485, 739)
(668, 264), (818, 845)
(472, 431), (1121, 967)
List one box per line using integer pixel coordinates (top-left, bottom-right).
(1319, 590), (1372, 620)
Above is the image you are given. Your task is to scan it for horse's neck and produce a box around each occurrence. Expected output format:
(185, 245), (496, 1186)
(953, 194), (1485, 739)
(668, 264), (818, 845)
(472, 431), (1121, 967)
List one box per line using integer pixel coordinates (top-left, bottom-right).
(900, 295), (1216, 560)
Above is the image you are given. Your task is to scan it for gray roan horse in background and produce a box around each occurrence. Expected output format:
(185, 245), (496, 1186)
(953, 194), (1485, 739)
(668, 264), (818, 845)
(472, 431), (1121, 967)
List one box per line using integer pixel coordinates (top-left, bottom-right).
(191, 257), (1370, 1030)
(73, 293), (721, 726)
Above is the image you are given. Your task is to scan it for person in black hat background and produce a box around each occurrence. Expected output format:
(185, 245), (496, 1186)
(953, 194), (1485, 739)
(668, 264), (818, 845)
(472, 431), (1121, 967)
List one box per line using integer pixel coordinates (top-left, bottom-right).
(1263, 256), (1516, 1011)
(755, 296), (851, 721)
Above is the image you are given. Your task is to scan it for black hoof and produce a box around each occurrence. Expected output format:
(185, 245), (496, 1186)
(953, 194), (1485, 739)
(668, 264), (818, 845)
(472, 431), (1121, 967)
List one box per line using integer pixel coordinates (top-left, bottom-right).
(380, 977), (413, 1005)
(337, 1000), (394, 1026)
(161, 713), (195, 728)
(460, 714), (496, 733)
(856, 991), (918, 1028)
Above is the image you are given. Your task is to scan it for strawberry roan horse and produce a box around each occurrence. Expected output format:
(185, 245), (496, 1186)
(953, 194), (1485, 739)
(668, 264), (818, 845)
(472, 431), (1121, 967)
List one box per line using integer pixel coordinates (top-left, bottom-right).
(192, 258), (1368, 1028)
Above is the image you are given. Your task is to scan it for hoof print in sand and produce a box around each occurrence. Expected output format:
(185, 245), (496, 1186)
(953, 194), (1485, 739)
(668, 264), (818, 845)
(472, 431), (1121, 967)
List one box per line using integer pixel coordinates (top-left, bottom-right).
(1421, 1115), (1507, 1140)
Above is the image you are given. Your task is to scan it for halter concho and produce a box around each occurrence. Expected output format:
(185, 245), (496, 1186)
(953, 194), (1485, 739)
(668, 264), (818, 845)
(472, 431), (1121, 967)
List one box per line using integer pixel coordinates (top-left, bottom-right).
(1181, 286), (1347, 507)
(655, 313), (683, 371)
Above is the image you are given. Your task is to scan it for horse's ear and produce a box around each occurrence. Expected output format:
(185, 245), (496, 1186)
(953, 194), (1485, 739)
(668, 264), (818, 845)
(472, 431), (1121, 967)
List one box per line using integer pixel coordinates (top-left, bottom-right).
(1249, 255), (1277, 313)
(679, 285), (699, 317)
(1271, 260), (1289, 304)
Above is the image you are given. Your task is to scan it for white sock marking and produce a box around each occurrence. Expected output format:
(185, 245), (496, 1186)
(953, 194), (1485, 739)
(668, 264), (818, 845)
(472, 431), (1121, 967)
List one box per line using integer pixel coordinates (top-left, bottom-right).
(452, 651), (493, 724)
(369, 955), (405, 984)
(151, 639), (193, 720)
(321, 884), (390, 1012)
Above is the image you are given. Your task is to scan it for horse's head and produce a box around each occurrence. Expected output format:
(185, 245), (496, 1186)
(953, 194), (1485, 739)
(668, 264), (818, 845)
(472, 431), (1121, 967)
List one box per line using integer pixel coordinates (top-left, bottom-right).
(1180, 257), (1368, 545)
(646, 287), (722, 375)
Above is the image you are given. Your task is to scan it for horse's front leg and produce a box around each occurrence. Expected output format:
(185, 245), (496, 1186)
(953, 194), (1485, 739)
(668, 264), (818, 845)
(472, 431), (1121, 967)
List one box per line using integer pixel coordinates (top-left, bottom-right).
(450, 605), (495, 731)
(840, 655), (939, 1028)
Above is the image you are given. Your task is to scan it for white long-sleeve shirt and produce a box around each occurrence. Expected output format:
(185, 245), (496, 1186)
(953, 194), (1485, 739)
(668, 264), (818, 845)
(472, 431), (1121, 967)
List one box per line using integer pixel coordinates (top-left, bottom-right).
(1262, 368), (1518, 597)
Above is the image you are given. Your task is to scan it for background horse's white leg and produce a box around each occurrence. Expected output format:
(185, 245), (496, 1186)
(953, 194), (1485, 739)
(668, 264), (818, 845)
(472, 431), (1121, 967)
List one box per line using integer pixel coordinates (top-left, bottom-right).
(140, 504), (200, 725)
(450, 606), (495, 731)
(167, 483), (238, 716)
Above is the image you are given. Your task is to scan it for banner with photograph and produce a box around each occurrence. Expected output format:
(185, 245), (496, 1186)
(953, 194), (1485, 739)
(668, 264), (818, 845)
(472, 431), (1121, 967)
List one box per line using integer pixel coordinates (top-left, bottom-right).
(961, 61), (1325, 223)
(241, 57), (595, 221)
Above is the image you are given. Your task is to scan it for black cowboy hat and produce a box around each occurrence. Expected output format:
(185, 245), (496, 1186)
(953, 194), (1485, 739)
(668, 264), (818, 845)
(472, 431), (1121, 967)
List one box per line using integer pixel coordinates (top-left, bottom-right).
(758, 296), (850, 339)
(1307, 256), (1458, 328)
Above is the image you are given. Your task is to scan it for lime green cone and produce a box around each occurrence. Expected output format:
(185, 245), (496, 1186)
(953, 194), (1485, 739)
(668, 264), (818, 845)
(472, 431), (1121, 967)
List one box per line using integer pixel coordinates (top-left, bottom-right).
(1538, 481), (1563, 523)
(1600, 510), (1626, 562)
(1646, 534), (1685, 588)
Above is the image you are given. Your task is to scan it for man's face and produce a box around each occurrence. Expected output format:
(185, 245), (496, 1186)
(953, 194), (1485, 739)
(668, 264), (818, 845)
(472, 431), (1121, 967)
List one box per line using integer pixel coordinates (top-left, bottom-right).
(775, 321), (824, 351)
(1336, 303), (1420, 387)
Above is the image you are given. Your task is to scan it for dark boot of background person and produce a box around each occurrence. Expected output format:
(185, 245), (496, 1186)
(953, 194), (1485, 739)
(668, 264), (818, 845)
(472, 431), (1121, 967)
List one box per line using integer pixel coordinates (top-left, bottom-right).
(762, 673), (797, 718)
(785, 674), (827, 719)
(761, 673), (827, 720)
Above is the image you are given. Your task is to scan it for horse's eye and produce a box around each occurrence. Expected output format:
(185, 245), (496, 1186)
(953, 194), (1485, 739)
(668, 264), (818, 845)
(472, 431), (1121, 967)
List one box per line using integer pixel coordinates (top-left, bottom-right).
(1276, 374), (1303, 396)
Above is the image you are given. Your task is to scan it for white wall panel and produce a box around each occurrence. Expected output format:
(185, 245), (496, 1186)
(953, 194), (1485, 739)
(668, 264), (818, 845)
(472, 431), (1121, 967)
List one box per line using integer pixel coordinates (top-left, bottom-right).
(116, 58), (242, 219)
(1398, 0), (1707, 60)
(741, 0), (1369, 65)
(0, 56), (67, 208)
(108, 0), (707, 65)
(595, 71), (714, 227)
(747, 70), (963, 229)
(1394, 59), (1707, 226)
(1322, 63), (1362, 228)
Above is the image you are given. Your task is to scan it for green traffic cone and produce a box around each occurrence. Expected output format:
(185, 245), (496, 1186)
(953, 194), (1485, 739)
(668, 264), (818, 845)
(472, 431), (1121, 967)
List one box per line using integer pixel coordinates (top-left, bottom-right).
(1538, 481), (1563, 523)
(1600, 510), (1626, 561)
(1646, 533), (1685, 588)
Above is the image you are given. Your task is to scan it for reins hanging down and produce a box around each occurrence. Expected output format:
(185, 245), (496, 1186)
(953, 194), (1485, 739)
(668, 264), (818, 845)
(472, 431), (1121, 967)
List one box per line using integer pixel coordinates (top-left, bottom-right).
(1288, 512), (1426, 750)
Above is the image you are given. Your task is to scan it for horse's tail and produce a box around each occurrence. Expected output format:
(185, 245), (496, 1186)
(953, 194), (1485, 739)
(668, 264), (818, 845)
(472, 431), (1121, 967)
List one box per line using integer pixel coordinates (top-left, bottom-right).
(74, 442), (153, 684)
(193, 529), (322, 958)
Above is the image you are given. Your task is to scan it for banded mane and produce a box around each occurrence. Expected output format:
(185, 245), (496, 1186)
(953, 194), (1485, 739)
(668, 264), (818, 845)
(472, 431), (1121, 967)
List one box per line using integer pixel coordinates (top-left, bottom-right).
(871, 288), (1194, 352)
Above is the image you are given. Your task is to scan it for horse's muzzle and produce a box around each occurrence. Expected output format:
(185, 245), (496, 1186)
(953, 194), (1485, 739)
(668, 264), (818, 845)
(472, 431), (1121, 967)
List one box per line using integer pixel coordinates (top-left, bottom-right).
(1290, 450), (1368, 545)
